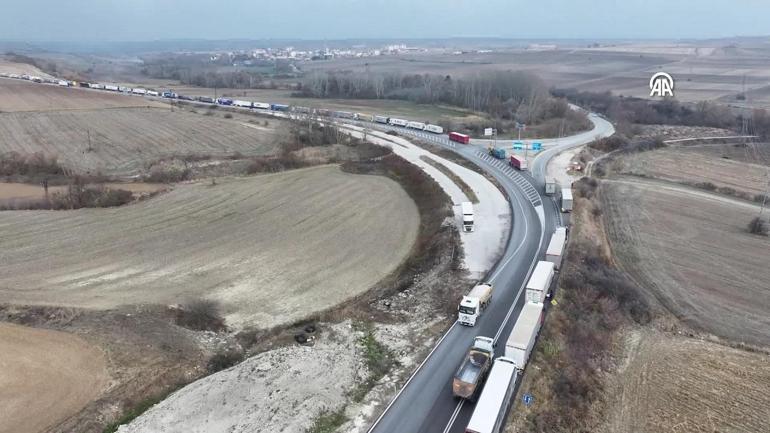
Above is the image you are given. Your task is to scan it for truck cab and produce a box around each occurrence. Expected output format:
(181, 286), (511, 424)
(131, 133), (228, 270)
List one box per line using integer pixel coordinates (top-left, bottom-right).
(458, 297), (481, 326)
(461, 201), (474, 232)
(458, 283), (493, 326)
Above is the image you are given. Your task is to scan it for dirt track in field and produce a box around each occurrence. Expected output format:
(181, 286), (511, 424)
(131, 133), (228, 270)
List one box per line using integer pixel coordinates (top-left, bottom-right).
(622, 144), (770, 196)
(605, 330), (770, 433)
(0, 322), (108, 433)
(602, 179), (770, 346)
(0, 166), (419, 328)
(0, 77), (165, 112)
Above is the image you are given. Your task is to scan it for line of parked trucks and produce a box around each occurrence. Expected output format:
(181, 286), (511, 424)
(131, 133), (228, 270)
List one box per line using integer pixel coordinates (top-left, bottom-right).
(455, 226), (567, 433)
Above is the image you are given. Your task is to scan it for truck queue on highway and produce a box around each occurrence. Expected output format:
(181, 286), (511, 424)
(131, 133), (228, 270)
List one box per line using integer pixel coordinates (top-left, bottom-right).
(456, 226), (567, 433)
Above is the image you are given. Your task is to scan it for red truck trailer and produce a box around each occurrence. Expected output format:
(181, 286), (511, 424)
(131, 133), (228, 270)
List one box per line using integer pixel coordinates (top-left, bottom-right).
(509, 155), (528, 170)
(449, 132), (471, 144)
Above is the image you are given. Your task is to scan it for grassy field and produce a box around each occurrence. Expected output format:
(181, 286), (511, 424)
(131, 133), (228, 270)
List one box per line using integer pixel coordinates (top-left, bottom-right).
(0, 77), (165, 112)
(602, 179), (770, 346)
(0, 166), (419, 329)
(605, 330), (770, 433)
(620, 143), (770, 197)
(0, 322), (108, 433)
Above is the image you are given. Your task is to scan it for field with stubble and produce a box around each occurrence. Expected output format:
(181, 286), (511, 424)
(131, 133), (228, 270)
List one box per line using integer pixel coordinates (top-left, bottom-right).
(605, 331), (770, 433)
(602, 179), (770, 346)
(0, 78), (287, 176)
(0, 165), (419, 328)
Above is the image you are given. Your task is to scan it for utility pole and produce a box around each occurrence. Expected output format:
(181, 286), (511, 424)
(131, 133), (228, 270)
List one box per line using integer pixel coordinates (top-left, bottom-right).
(86, 129), (93, 152)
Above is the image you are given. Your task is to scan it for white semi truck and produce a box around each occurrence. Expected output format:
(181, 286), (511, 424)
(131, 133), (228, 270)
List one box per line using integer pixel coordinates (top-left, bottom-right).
(406, 121), (426, 130)
(504, 302), (544, 370)
(525, 261), (555, 304)
(425, 124), (444, 134)
(458, 283), (493, 326)
(464, 357), (519, 433)
(561, 188), (573, 212)
(546, 227), (567, 270)
(461, 201), (474, 232)
(388, 118), (408, 127)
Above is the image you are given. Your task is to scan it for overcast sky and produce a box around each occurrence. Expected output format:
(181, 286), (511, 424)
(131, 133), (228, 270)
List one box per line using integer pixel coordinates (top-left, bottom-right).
(1, 0), (768, 42)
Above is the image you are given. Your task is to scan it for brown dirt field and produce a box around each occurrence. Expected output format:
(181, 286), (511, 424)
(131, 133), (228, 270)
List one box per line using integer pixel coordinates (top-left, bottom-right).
(604, 330), (770, 433)
(0, 322), (108, 433)
(0, 182), (167, 201)
(0, 60), (53, 80)
(602, 179), (770, 346)
(0, 78), (165, 112)
(0, 106), (286, 176)
(0, 166), (419, 329)
(621, 144), (770, 196)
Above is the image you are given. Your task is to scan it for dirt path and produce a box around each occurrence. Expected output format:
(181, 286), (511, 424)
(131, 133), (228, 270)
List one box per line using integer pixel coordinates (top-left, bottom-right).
(0, 166), (419, 329)
(0, 322), (108, 433)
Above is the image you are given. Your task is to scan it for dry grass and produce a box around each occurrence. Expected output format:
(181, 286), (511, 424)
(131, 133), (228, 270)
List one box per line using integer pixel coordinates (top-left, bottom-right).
(0, 77), (164, 112)
(602, 179), (770, 346)
(0, 166), (420, 329)
(419, 155), (479, 203)
(604, 330), (770, 433)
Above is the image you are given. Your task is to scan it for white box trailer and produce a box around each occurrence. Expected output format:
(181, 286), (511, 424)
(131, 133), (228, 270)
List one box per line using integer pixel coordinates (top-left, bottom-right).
(561, 188), (573, 212)
(233, 100), (252, 108)
(253, 102), (270, 110)
(132, 88), (147, 95)
(104, 84), (119, 91)
(526, 261), (555, 304)
(146, 90), (159, 97)
(461, 201), (474, 232)
(373, 115), (389, 124)
(389, 118), (408, 127)
(546, 227), (567, 270)
(504, 302), (544, 369)
(545, 178), (557, 195)
(425, 124), (444, 134)
(57, 80), (70, 87)
(406, 121), (426, 130)
(464, 357), (519, 433)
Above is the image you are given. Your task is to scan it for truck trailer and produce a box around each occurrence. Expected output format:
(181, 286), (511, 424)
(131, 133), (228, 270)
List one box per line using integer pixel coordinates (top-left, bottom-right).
(545, 178), (557, 195)
(425, 124), (444, 134)
(509, 155), (528, 170)
(458, 283), (493, 326)
(504, 303), (544, 370)
(270, 103), (290, 111)
(489, 147), (506, 159)
(464, 357), (519, 433)
(252, 102), (271, 110)
(461, 201), (474, 232)
(388, 118), (408, 127)
(453, 336), (495, 400)
(449, 132), (470, 144)
(561, 188), (573, 212)
(546, 227), (567, 270)
(406, 121), (426, 130)
(373, 115), (389, 124)
(233, 100), (252, 108)
(525, 261), (555, 304)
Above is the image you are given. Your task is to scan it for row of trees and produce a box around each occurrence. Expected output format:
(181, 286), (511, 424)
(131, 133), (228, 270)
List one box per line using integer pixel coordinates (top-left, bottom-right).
(553, 88), (770, 138)
(296, 70), (563, 123)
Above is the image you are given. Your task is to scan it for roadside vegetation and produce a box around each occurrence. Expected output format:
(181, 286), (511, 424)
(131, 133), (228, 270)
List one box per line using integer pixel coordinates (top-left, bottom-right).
(419, 155), (479, 203)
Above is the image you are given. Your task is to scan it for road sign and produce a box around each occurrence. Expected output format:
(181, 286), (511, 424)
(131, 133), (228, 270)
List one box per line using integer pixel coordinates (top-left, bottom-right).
(523, 393), (534, 406)
(513, 141), (524, 150)
(532, 142), (542, 151)
(484, 128), (496, 137)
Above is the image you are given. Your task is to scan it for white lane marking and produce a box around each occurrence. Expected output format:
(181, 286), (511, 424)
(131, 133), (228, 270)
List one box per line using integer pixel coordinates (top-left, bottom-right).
(442, 401), (465, 433)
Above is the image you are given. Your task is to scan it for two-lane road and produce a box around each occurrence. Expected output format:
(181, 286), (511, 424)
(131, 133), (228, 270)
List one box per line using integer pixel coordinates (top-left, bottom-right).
(367, 113), (614, 433)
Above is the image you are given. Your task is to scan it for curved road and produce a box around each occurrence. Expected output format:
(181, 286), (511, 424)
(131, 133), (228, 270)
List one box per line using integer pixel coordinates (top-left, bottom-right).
(366, 113), (614, 433)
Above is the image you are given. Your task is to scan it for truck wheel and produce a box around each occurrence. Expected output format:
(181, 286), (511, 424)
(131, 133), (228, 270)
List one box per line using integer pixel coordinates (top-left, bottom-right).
(294, 333), (308, 344)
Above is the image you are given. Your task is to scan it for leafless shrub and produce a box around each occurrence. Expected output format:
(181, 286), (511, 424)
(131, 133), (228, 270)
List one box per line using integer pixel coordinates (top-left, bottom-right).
(747, 217), (769, 236)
